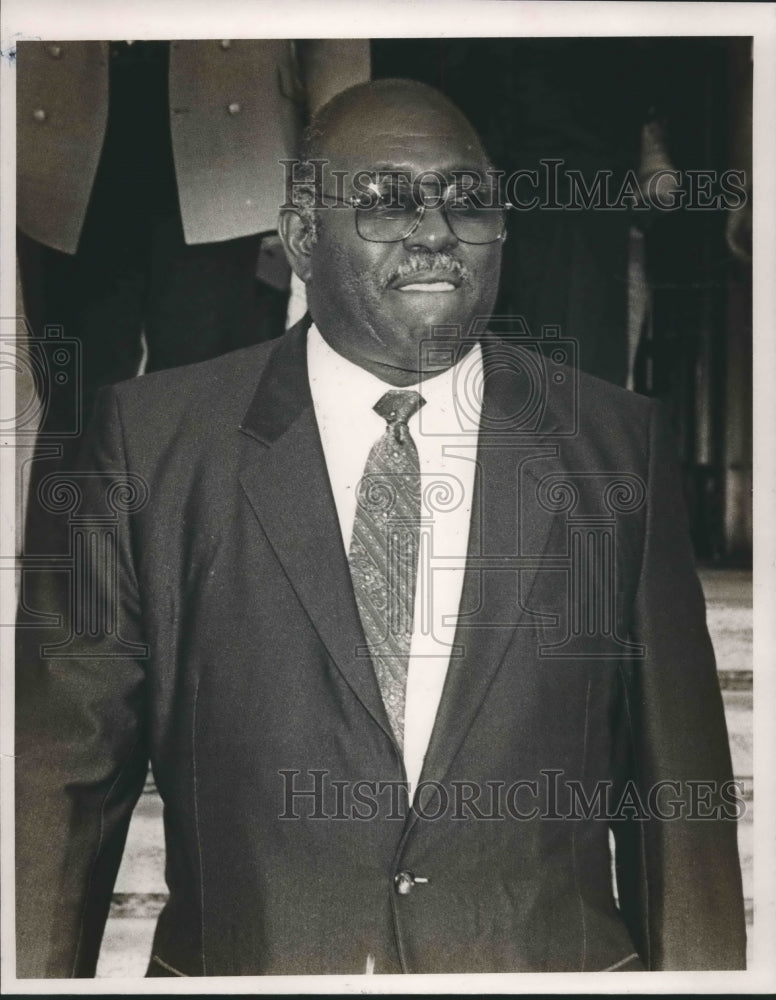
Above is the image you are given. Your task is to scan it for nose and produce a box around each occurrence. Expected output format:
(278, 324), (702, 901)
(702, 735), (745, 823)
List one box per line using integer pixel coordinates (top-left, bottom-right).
(403, 204), (459, 253)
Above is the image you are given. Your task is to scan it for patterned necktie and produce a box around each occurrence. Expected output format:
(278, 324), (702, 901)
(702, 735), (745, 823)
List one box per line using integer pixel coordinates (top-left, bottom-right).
(348, 389), (426, 748)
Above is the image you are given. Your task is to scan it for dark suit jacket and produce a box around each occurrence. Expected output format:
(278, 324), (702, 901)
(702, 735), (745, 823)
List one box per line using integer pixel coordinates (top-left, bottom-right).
(16, 317), (746, 977)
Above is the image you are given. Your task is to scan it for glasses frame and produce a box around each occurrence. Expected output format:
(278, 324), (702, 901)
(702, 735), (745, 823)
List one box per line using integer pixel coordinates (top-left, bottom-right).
(317, 179), (513, 245)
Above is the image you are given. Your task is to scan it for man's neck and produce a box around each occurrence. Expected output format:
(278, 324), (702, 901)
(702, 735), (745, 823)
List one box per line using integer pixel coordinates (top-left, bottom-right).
(313, 327), (478, 389)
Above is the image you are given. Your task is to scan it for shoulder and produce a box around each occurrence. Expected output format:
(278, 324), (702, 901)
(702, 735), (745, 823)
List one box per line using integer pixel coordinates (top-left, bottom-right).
(99, 338), (280, 471)
(487, 331), (660, 478)
(570, 367), (656, 471)
(481, 332), (655, 456)
(575, 366), (653, 422)
(110, 338), (277, 429)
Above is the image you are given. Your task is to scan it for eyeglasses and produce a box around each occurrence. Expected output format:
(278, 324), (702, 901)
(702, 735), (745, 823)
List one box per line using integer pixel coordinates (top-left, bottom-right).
(319, 178), (511, 245)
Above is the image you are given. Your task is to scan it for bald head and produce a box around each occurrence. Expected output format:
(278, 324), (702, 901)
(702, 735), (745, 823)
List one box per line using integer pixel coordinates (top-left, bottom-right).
(302, 78), (490, 167)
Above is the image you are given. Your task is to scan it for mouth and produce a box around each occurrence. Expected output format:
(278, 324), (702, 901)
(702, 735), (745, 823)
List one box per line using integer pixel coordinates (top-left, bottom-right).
(390, 271), (462, 293)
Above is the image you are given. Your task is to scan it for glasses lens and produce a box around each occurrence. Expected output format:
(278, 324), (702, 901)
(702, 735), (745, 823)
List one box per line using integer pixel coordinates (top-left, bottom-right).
(446, 187), (505, 244)
(356, 184), (419, 243)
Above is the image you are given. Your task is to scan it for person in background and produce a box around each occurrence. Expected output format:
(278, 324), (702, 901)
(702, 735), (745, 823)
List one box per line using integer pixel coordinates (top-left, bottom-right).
(17, 38), (369, 555)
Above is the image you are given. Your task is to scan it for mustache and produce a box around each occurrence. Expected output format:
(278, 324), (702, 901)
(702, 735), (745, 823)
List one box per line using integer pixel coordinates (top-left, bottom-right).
(383, 252), (469, 288)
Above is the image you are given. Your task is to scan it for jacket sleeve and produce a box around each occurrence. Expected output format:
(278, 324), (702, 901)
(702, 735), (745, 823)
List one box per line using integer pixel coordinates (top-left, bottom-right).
(16, 386), (150, 978)
(612, 399), (747, 969)
(297, 39), (371, 114)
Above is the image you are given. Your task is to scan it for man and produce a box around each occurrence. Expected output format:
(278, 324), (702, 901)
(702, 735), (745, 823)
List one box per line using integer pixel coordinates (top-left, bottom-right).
(16, 79), (745, 977)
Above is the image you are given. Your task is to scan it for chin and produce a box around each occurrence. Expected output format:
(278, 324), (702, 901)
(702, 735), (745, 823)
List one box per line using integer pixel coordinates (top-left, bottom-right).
(394, 296), (468, 326)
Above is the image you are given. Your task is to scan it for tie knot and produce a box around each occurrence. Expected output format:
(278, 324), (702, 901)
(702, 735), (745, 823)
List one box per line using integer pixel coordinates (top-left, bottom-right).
(374, 389), (425, 425)
(373, 390), (426, 445)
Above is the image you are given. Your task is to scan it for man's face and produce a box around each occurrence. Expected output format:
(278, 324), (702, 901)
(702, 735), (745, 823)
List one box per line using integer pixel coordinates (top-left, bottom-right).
(303, 94), (503, 386)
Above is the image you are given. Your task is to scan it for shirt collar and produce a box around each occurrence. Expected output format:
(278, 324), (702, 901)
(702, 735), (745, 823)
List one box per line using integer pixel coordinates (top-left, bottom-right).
(307, 322), (482, 427)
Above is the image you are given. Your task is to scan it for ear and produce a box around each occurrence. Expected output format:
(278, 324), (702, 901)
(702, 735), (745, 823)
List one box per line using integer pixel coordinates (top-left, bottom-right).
(278, 209), (314, 283)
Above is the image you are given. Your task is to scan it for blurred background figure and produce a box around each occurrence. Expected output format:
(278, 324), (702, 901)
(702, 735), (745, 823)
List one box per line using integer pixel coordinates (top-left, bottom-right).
(373, 37), (752, 565)
(17, 38), (369, 555)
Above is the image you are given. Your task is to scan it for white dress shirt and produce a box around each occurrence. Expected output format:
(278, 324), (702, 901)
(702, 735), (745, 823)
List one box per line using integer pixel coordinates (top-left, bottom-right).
(307, 324), (483, 792)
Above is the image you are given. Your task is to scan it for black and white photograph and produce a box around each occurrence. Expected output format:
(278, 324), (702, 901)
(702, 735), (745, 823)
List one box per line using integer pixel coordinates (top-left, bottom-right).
(1, 0), (774, 992)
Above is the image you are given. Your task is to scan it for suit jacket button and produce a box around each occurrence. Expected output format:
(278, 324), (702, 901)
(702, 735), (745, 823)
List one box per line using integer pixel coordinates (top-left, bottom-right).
(394, 871), (414, 895)
(227, 102), (241, 116)
(47, 44), (63, 58)
(395, 870), (429, 895)
(220, 39), (232, 50)
(33, 108), (48, 123)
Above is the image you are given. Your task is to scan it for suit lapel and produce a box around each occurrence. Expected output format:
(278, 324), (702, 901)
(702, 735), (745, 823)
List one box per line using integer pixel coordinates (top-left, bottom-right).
(415, 335), (565, 791)
(238, 317), (395, 741)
